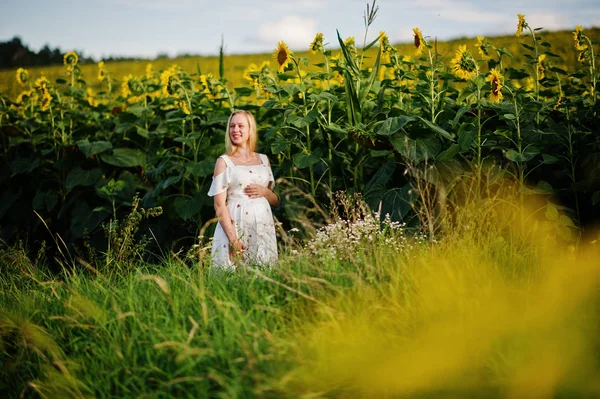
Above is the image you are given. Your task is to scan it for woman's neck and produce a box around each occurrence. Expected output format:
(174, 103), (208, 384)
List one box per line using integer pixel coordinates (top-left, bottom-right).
(234, 147), (253, 159)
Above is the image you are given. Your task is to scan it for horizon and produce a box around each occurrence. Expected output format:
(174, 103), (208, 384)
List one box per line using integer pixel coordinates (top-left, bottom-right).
(2, 0), (600, 61)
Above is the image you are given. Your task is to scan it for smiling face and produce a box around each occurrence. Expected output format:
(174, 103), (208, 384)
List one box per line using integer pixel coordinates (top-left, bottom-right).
(225, 110), (258, 155)
(229, 113), (250, 147)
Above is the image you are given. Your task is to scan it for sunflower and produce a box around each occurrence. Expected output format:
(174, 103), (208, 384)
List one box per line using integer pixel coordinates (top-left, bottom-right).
(476, 37), (490, 60)
(450, 45), (477, 80)
(487, 68), (503, 103)
(259, 61), (271, 73)
(97, 61), (106, 82)
(39, 89), (52, 111)
(578, 51), (586, 63)
(146, 63), (154, 79)
(17, 89), (35, 104)
(378, 31), (392, 63)
(243, 63), (258, 82)
(35, 76), (50, 90)
(63, 51), (79, 73)
(160, 66), (179, 97)
(344, 36), (357, 57)
(16, 68), (29, 86)
(122, 74), (144, 98)
(516, 14), (527, 37)
(274, 41), (292, 73)
(87, 87), (98, 107)
(310, 33), (325, 54)
(572, 26), (587, 51)
(175, 99), (190, 115)
(413, 27), (426, 56)
(537, 54), (546, 80)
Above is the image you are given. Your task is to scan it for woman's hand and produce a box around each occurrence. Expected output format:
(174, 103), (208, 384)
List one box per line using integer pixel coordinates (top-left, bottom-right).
(244, 184), (267, 199)
(229, 239), (246, 261)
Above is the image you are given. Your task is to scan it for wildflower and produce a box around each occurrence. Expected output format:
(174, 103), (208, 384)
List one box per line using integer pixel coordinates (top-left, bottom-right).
(476, 36), (490, 60)
(573, 26), (587, 51)
(97, 61), (106, 82)
(309, 32), (325, 54)
(487, 68), (503, 103)
(16, 68), (29, 86)
(537, 54), (546, 80)
(450, 45), (477, 80)
(516, 14), (527, 37)
(413, 27), (426, 56)
(273, 41), (292, 73)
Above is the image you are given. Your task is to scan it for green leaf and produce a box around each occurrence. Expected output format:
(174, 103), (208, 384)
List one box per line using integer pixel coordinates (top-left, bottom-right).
(292, 147), (323, 169)
(100, 148), (146, 167)
(559, 214), (576, 227)
(418, 117), (454, 141)
(234, 87), (254, 96)
(546, 202), (559, 221)
(364, 158), (396, 195)
(457, 123), (476, 152)
(186, 159), (215, 178)
(77, 139), (113, 158)
(136, 127), (150, 139)
(592, 191), (600, 205)
(174, 192), (204, 221)
(270, 134), (291, 155)
(505, 149), (537, 162)
(503, 114), (516, 120)
(391, 135), (441, 164)
(66, 167), (103, 190)
(541, 154), (559, 164)
(33, 189), (58, 212)
(437, 144), (460, 161)
(10, 156), (40, 174)
(376, 116), (416, 136)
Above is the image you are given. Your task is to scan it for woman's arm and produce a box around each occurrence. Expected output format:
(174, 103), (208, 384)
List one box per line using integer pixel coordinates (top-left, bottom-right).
(213, 158), (245, 253)
(244, 184), (279, 206)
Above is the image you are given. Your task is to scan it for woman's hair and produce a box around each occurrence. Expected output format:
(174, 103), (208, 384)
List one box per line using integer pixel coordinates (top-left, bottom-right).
(225, 110), (257, 155)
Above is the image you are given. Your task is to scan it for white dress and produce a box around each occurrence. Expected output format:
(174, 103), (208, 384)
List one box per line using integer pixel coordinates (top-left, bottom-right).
(207, 154), (278, 269)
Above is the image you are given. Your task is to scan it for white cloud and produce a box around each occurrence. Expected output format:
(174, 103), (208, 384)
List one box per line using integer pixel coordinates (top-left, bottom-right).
(524, 12), (569, 30)
(113, 0), (196, 10)
(272, 0), (327, 12)
(255, 16), (318, 49)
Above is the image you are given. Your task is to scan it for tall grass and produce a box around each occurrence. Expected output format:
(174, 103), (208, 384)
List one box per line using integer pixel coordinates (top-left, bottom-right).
(1, 185), (599, 398)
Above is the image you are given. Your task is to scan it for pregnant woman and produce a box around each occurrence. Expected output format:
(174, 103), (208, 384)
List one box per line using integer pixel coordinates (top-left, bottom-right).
(208, 110), (279, 269)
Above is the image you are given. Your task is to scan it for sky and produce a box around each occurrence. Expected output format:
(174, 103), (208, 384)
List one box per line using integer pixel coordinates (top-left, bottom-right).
(1, 0), (599, 61)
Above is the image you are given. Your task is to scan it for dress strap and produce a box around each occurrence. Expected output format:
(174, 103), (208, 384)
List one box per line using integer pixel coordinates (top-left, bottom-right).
(220, 154), (235, 168)
(259, 153), (269, 166)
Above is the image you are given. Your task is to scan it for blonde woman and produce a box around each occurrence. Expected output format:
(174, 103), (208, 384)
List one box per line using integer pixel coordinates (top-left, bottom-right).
(208, 110), (279, 268)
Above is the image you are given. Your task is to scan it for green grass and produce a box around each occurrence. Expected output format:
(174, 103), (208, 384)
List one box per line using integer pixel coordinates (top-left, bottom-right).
(1, 192), (599, 398)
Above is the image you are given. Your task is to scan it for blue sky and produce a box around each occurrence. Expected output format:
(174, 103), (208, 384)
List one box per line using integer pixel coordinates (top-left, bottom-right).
(1, 0), (599, 60)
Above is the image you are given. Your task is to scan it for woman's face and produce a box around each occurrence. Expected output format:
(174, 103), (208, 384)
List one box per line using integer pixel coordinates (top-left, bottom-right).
(229, 113), (250, 147)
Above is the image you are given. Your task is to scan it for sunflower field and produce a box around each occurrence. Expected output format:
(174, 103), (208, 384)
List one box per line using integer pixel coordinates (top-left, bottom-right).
(1, 13), (599, 253)
(1, 4), (600, 397)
